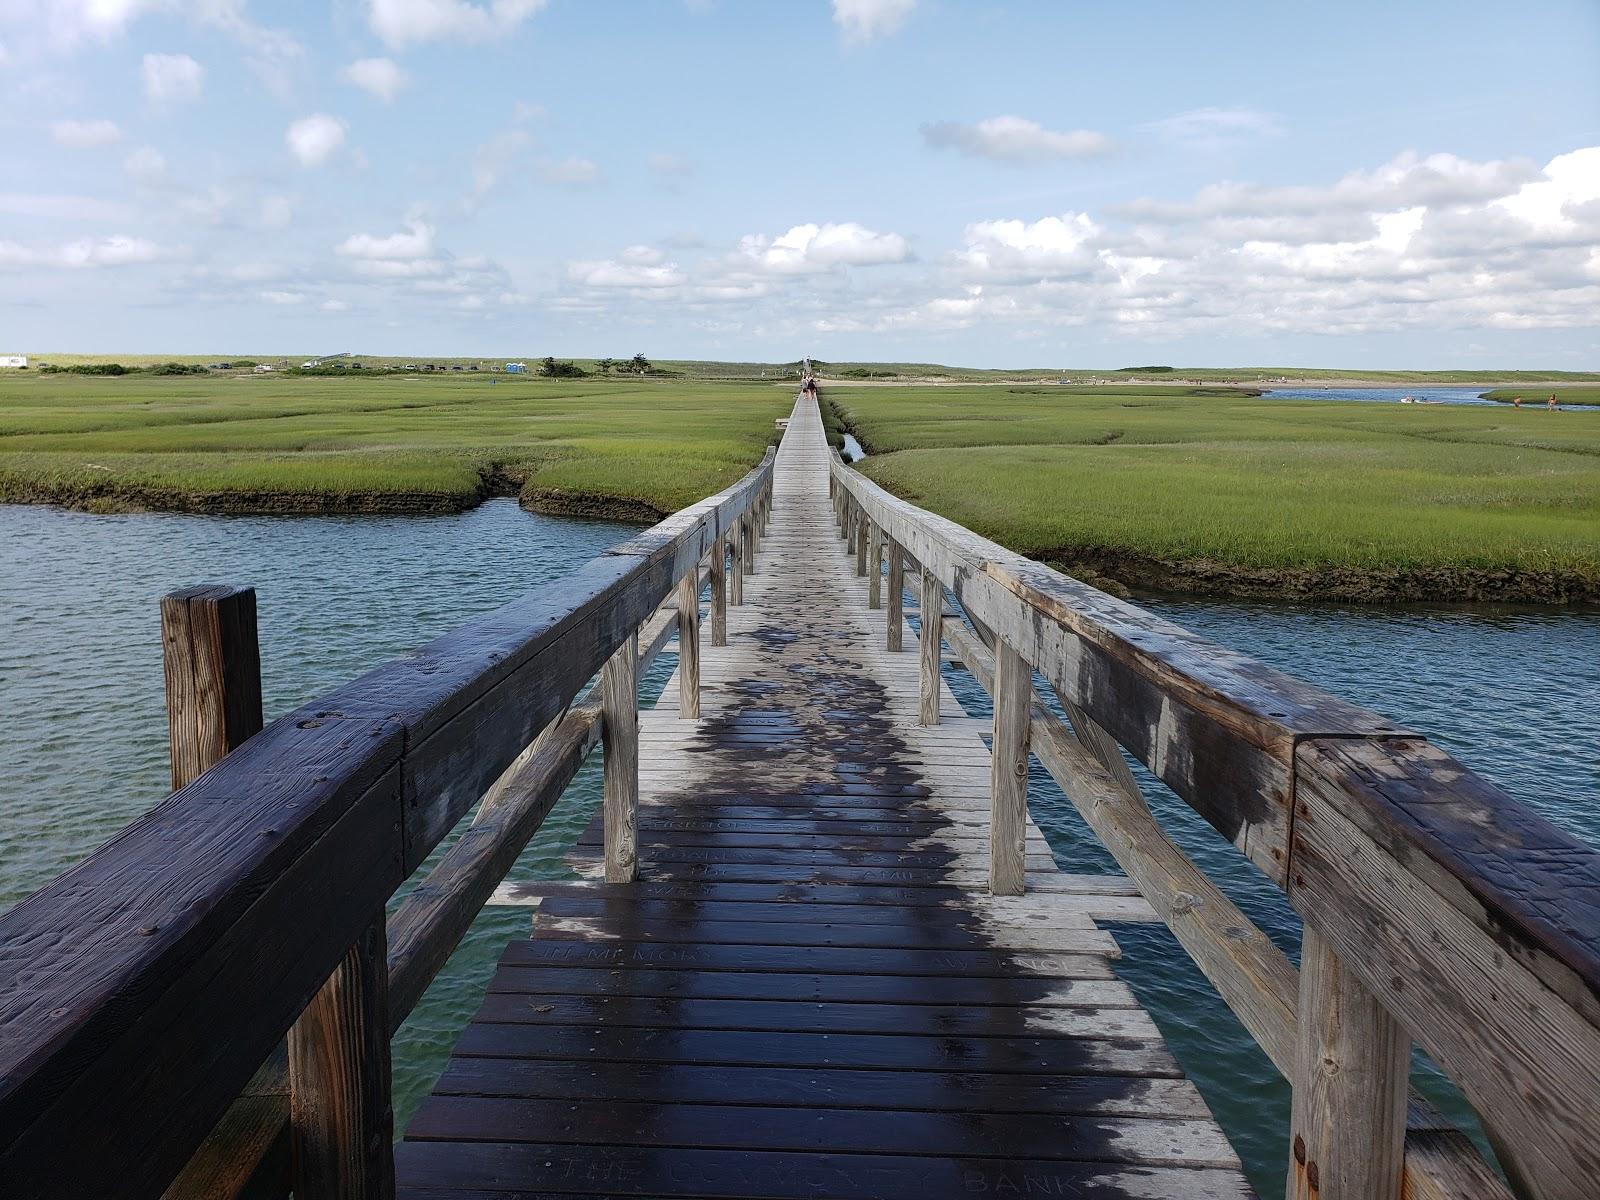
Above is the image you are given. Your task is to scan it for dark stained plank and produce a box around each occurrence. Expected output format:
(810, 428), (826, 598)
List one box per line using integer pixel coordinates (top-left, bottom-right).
(405, 1096), (1237, 1167)
(531, 893), (1110, 930)
(529, 914), (1111, 954)
(497, 876), (1139, 908)
(499, 938), (1115, 979)
(567, 844), (1057, 870)
(449, 1022), (1180, 1077)
(394, 1141), (1252, 1200)
(485, 965), (1133, 1008)
(429, 1058), (1211, 1119)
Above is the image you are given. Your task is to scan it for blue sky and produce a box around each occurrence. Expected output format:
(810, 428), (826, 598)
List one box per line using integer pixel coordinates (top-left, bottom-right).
(2, 0), (1598, 367)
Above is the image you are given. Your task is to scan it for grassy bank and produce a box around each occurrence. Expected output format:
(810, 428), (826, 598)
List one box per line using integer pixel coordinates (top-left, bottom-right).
(1481, 386), (1600, 405)
(831, 385), (1600, 604)
(0, 373), (790, 517)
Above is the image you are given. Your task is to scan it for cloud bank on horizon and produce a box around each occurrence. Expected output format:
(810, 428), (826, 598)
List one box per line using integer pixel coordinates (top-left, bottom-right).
(0, 0), (1596, 366)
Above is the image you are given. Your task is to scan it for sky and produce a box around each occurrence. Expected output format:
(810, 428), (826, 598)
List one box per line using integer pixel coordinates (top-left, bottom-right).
(2, 0), (1598, 368)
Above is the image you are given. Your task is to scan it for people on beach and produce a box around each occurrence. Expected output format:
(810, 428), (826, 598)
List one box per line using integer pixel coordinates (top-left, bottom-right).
(1513, 395), (1523, 408)
(1548, 394), (1559, 412)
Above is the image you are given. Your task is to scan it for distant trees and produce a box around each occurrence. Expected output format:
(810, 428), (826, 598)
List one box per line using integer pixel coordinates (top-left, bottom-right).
(540, 356), (587, 378)
(596, 358), (618, 375)
(630, 353), (650, 374)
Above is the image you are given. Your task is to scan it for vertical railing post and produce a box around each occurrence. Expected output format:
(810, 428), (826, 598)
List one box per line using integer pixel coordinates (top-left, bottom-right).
(709, 535), (728, 646)
(918, 569), (942, 726)
(855, 515), (868, 577)
(867, 522), (883, 609)
(730, 519), (745, 606)
(989, 638), (1031, 896)
(289, 918), (395, 1200)
(161, 584), (263, 790)
(602, 632), (640, 882)
(676, 570), (701, 719)
(748, 500), (761, 568)
(886, 540), (904, 651)
(846, 501), (857, 553)
(1287, 929), (1408, 1200)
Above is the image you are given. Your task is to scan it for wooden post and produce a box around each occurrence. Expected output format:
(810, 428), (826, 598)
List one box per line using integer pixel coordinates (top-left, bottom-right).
(918, 569), (942, 726)
(855, 516), (868, 577)
(731, 519), (747, 604)
(886, 540), (904, 651)
(160, 584), (263, 790)
(846, 503), (858, 553)
(867, 523), (883, 609)
(288, 918), (395, 1200)
(676, 572), (700, 719)
(838, 494), (849, 540)
(1287, 929), (1408, 1200)
(709, 535), (728, 646)
(747, 502), (761, 568)
(602, 632), (640, 882)
(742, 510), (757, 576)
(989, 639), (1031, 896)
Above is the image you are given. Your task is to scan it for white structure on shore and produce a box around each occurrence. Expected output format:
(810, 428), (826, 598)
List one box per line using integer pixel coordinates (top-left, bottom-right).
(0, 355), (27, 368)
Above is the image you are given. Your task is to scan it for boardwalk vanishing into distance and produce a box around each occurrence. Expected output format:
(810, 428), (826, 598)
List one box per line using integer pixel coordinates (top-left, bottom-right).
(0, 385), (1595, 1200)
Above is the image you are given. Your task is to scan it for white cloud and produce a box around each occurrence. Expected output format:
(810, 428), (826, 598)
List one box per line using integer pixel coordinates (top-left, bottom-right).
(1145, 107), (1282, 149)
(922, 116), (1113, 165)
(286, 114), (346, 168)
(467, 130), (530, 206)
(49, 118), (123, 148)
(536, 157), (602, 186)
(260, 289), (305, 304)
(954, 214), (1101, 279)
(320, 298), (350, 312)
(337, 219), (434, 260)
(737, 222), (910, 273)
(0, 192), (132, 221)
(123, 145), (168, 185)
(1494, 146), (1600, 233)
(832, 0), (915, 44)
(342, 57), (409, 103)
(0, 234), (167, 270)
(367, 0), (549, 49)
(568, 251), (686, 289)
(141, 52), (204, 103)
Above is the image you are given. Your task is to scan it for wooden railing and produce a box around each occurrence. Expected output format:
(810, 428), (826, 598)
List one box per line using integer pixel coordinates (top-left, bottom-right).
(829, 446), (1599, 1200)
(0, 451), (775, 1200)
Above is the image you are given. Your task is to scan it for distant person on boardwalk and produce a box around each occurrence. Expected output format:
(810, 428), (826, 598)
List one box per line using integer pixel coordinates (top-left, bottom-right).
(1548, 393), (1559, 412)
(1513, 395), (1523, 408)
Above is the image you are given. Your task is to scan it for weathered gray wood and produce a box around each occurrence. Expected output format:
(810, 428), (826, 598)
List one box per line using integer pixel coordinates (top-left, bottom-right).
(288, 917), (395, 1200)
(1286, 929), (1407, 1200)
(730, 520), (745, 606)
(867, 521), (883, 609)
(918, 569), (941, 726)
(944, 620), (1299, 1074)
(743, 510), (757, 575)
(675, 573), (700, 720)
(886, 539), (904, 652)
(989, 639), (1031, 896)
(161, 584), (263, 791)
(1291, 738), (1600, 1195)
(855, 514), (869, 576)
(601, 633), (640, 883)
(709, 534), (727, 646)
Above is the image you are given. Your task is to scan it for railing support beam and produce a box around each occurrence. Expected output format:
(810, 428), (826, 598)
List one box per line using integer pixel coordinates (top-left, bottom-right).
(602, 632), (640, 882)
(918, 569), (941, 725)
(867, 522), (882, 609)
(886, 540), (904, 651)
(1287, 928), (1408, 1200)
(989, 639), (1031, 895)
(730, 520), (745, 605)
(289, 918), (395, 1200)
(676, 572), (701, 719)
(160, 584), (263, 790)
(709, 535), (728, 646)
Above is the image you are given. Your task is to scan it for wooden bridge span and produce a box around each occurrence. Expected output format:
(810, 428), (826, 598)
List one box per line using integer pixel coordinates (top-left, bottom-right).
(0, 389), (1596, 1200)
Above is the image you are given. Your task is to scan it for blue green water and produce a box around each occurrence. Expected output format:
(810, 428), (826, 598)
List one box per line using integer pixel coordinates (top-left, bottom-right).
(2, 499), (1595, 1192)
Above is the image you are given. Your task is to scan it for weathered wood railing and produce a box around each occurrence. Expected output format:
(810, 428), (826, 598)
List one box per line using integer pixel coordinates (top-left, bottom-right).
(829, 444), (1599, 1200)
(0, 451), (775, 1200)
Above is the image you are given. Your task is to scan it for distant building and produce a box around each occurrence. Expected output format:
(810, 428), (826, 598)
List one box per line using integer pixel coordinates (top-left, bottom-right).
(253, 364), (275, 373)
(0, 355), (28, 368)
(505, 362), (527, 374)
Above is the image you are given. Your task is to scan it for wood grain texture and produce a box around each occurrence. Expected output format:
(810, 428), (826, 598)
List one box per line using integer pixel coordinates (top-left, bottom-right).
(601, 633), (640, 883)
(1286, 929), (1407, 1200)
(675, 573), (700, 719)
(160, 584), (263, 791)
(709, 533), (727, 646)
(886, 539), (905, 652)
(730, 518), (745, 606)
(989, 639), (1031, 896)
(867, 520), (883, 609)
(289, 918), (395, 1200)
(918, 568), (942, 727)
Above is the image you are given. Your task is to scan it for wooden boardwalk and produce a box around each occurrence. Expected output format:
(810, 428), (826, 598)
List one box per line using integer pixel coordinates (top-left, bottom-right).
(395, 399), (1252, 1198)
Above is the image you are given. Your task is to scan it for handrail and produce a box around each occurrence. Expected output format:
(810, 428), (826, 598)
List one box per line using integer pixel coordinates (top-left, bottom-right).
(829, 432), (1599, 1199)
(0, 447), (774, 1200)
